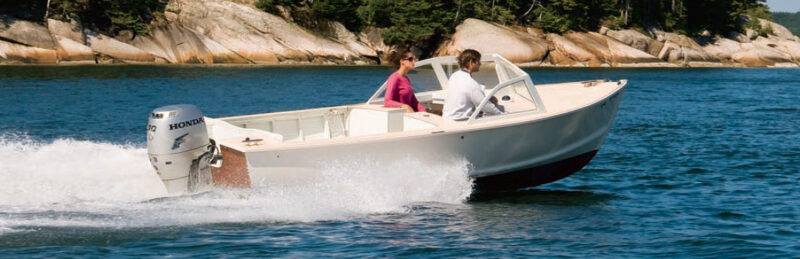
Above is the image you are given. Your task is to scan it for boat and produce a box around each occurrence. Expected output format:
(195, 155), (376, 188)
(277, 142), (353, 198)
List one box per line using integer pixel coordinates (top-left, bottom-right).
(146, 54), (627, 195)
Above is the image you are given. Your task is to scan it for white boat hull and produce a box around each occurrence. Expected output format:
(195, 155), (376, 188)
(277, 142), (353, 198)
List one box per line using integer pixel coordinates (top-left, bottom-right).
(209, 83), (625, 191)
(149, 54), (628, 194)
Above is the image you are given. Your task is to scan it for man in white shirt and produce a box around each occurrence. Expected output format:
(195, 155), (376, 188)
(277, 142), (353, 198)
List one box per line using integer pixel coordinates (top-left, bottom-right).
(443, 49), (504, 121)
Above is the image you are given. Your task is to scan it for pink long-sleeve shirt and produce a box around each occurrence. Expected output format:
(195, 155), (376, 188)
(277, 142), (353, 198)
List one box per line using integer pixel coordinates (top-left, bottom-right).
(383, 72), (426, 112)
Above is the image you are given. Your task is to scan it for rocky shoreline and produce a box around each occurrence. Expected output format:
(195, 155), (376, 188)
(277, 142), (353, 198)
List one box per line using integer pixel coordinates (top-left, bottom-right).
(1, 0), (799, 67)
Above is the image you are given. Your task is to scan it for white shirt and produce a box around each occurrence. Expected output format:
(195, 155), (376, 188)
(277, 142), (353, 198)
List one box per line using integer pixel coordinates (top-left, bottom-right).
(443, 70), (503, 121)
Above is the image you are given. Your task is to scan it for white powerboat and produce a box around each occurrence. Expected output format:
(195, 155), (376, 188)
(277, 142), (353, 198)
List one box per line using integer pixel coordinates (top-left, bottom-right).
(146, 54), (627, 194)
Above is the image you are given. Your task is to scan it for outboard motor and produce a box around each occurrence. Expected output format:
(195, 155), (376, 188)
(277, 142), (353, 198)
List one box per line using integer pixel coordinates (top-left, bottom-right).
(147, 104), (217, 195)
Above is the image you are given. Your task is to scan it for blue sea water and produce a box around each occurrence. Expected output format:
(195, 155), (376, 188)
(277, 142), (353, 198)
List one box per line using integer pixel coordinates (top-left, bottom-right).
(0, 66), (798, 257)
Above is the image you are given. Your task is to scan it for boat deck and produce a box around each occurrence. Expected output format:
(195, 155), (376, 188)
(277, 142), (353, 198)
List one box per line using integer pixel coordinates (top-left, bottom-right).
(206, 80), (624, 153)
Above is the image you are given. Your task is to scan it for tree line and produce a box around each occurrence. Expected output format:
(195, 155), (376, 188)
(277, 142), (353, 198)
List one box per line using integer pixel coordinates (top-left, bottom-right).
(1, 0), (772, 49)
(772, 12), (800, 36)
(259, 0), (772, 49)
(0, 0), (167, 36)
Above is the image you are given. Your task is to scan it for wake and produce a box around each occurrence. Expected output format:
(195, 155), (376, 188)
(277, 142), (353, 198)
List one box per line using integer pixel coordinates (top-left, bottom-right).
(0, 134), (473, 233)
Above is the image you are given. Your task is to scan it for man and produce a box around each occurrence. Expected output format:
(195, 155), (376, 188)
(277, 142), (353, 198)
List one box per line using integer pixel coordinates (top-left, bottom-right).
(442, 49), (503, 121)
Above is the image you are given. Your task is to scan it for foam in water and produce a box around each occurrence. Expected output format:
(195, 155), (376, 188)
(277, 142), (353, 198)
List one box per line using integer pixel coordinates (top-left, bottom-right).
(0, 134), (165, 206)
(0, 134), (473, 233)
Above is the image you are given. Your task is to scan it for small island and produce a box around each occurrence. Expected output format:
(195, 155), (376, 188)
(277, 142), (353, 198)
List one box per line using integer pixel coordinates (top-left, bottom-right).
(0, 0), (798, 67)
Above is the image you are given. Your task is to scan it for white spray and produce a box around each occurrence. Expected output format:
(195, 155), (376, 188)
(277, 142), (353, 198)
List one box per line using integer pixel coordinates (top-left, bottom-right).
(0, 134), (473, 234)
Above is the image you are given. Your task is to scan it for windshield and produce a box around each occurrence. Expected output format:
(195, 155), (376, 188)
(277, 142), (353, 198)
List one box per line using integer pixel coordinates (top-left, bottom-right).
(404, 61), (501, 93)
(366, 54), (532, 105)
(407, 64), (442, 93)
(470, 61), (499, 90)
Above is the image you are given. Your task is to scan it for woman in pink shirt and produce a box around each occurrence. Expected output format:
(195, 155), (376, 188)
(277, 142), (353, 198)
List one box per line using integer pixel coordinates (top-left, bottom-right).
(383, 49), (426, 113)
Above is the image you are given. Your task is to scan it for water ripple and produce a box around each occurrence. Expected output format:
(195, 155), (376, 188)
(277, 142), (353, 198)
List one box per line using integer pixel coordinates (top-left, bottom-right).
(0, 67), (798, 256)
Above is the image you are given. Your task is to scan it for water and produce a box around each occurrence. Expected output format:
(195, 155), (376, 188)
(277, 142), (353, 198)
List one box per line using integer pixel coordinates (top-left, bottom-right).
(0, 66), (798, 256)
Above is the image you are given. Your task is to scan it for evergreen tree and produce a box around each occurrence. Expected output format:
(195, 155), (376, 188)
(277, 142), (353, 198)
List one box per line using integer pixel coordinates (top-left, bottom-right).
(532, 0), (618, 33)
(2, 0), (777, 50)
(255, 0), (299, 15)
(0, 0), (48, 22)
(380, 0), (457, 48)
(772, 11), (800, 36)
(46, 0), (167, 35)
(312, 0), (364, 31)
(357, 0), (393, 27)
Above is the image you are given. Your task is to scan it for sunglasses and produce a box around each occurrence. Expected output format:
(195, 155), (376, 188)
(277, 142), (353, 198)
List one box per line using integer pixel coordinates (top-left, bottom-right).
(402, 56), (417, 61)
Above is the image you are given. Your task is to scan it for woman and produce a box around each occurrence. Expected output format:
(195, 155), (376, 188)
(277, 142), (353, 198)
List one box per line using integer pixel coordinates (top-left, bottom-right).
(383, 49), (426, 113)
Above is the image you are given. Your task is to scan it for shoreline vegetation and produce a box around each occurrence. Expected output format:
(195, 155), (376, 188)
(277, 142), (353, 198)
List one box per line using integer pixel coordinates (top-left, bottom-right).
(0, 0), (798, 68)
(772, 11), (800, 36)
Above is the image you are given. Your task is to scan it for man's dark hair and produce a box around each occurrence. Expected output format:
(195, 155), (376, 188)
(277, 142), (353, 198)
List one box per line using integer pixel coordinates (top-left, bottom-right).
(458, 49), (481, 68)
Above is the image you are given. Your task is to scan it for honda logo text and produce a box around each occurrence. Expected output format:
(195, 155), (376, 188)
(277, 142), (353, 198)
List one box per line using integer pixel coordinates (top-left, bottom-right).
(169, 117), (205, 130)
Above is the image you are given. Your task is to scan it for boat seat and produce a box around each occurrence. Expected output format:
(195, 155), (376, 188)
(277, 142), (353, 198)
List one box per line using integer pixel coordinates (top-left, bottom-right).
(347, 105), (405, 137)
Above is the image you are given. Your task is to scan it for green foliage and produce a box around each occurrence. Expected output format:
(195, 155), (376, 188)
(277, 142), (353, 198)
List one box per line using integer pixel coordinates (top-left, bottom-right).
(7, 0), (784, 52)
(772, 11), (800, 36)
(380, 1), (456, 47)
(255, 0), (298, 15)
(736, 1), (776, 38)
(685, 0), (738, 35)
(0, 0), (48, 22)
(742, 16), (772, 38)
(456, 0), (518, 26)
(760, 23), (773, 36)
(528, 0), (619, 33)
(91, 0), (166, 35)
(663, 11), (688, 34)
(276, 0), (777, 49)
(743, 16), (762, 38)
(745, 4), (772, 20)
(535, 6), (570, 33)
(49, 0), (88, 19)
(354, 0), (533, 47)
(312, 0), (364, 31)
(357, 0), (392, 28)
(255, 0), (365, 32)
(620, 0), (773, 36)
(47, 0), (166, 35)
(602, 15), (626, 30)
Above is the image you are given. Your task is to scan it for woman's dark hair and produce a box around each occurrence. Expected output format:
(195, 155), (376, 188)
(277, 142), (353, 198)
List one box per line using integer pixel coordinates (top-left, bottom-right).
(386, 48), (412, 70)
(458, 49), (481, 68)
